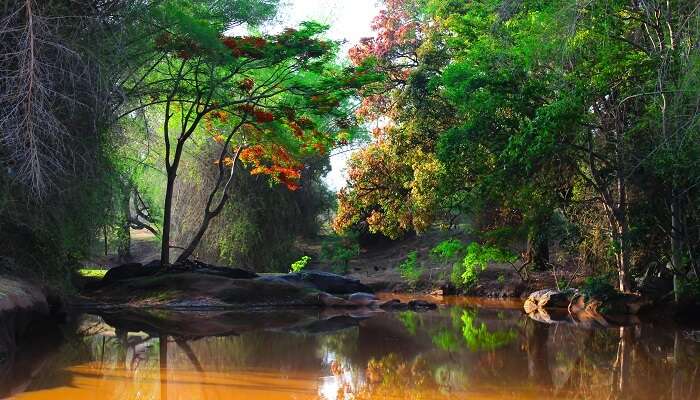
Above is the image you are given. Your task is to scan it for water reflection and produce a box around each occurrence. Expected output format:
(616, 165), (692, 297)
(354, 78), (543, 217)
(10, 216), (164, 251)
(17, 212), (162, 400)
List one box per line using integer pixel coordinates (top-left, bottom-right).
(5, 302), (700, 400)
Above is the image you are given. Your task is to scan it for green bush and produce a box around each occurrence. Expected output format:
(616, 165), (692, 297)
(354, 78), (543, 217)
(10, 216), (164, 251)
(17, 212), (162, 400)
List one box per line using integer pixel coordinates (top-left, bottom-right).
(398, 251), (424, 287)
(431, 239), (464, 261)
(460, 243), (517, 289)
(450, 262), (466, 288)
(290, 256), (310, 273)
(321, 234), (359, 274)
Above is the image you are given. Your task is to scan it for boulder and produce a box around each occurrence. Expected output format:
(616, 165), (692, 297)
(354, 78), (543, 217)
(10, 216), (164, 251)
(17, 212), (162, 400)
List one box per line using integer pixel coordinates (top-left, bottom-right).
(523, 289), (575, 313)
(319, 292), (353, 307)
(170, 260), (258, 279)
(348, 292), (377, 306)
(102, 262), (160, 284)
(0, 277), (49, 316)
(258, 271), (373, 295)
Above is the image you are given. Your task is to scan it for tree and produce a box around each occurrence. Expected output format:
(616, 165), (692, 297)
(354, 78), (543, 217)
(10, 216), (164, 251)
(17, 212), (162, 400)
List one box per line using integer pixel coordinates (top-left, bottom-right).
(338, 0), (700, 297)
(122, 2), (373, 265)
(0, 0), (116, 197)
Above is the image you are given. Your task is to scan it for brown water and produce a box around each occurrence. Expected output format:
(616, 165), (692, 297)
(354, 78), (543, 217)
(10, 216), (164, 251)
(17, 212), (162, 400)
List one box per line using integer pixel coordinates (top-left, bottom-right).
(4, 298), (700, 400)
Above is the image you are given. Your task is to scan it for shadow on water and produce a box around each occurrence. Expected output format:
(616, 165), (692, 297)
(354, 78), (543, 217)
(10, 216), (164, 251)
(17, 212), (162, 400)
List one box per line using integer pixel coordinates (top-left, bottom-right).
(0, 312), (64, 399)
(1, 301), (699, 400)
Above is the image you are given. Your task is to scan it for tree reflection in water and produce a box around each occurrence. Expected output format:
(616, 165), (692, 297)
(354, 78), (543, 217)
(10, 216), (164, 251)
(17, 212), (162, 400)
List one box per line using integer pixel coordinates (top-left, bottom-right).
(5, 307), (700, 400)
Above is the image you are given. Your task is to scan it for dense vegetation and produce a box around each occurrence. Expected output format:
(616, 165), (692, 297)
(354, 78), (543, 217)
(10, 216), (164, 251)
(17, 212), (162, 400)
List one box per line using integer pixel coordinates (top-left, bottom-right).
(334, 0), (700, 299)
(0, 0), (374, 281)
(0, 0), (698, 304)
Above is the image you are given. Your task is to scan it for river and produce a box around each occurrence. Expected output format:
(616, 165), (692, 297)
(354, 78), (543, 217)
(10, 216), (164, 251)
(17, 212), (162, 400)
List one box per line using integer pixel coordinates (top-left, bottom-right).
(3, 297), (699, 399)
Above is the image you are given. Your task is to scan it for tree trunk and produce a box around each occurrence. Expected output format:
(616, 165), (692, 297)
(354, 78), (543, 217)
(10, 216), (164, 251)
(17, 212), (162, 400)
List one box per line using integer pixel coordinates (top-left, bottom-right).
(615, 144), (631, 293)
(526, 320), (552, 387)
(161, 172), (176, 266)
(616, 221), (632, 293)
(610, 326), (632, 399)
(159, 334), (169, 400)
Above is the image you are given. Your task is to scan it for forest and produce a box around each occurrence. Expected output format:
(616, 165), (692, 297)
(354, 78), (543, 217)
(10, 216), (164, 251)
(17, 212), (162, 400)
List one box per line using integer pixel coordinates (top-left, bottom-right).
(1, 1), (699, 399)
(2, 0), (698, 303)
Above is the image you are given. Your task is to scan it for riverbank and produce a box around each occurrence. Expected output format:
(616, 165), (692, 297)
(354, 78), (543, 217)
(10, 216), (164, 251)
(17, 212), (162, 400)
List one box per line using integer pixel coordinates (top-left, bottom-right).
(75, 260), (439, 313)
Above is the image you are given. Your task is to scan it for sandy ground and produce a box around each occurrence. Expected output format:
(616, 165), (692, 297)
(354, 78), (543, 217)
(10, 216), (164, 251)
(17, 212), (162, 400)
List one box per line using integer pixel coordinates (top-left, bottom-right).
(84, 229), (160, 269)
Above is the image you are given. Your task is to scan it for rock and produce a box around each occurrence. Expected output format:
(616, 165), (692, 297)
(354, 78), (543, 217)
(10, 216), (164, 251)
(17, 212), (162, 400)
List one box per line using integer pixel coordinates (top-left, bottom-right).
(0, 277), (49, 315)
(0, 276), (62, 399)
(348, 292), (377, 306)
(259, 271), (373, 295)
(600, 293), (652, 315)
(101, 261), (258, 288)
(319, 292), (353, 307)
(378, 299), (401, 309)
(524, 289), (575, 313)
(190, 265), (258, 279)
(92, 272), (325, 309)
(378, 299), (409, 310)
(408, 300), (438, 310)
(102, 262), (160, 284)
(173, 260), (258, 279)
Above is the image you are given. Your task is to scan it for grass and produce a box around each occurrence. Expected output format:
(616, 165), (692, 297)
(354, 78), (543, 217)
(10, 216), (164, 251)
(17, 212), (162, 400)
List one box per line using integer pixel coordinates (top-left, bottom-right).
(78, 268), (107, 278)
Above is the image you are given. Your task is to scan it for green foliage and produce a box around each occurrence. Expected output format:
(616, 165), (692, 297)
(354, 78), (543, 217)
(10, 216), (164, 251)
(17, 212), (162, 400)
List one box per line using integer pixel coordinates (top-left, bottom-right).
(398, 251), (424, 287)
(397, 311), (419, 336)
(196, 160), (333, 272)
(290, 256), (310, 273)
(460, 243), (517, 289)
(431, 329), (460, 352)
(336, 0), (700, 297)
(426, 307), (516, 353)
(431, 239), (464, 261)
(78, 268), (108, 279)
(321, 233), (360, 274)
(460, 309), (516, 351)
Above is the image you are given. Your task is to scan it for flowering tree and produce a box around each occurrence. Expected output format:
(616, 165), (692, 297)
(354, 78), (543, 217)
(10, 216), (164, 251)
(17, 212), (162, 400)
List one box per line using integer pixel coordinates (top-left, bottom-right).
(347, 0), (423, 122)
(124, 2), (374, 265)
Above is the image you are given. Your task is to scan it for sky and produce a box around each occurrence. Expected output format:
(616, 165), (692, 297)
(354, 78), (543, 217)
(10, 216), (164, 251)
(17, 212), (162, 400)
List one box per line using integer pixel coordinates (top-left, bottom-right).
(266, 0), (380, 191)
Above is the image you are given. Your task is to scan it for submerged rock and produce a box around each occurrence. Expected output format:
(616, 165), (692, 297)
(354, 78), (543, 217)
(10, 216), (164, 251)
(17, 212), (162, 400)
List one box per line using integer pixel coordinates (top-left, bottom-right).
(408, 300), (438, 310)
(524, 287), (653, 326)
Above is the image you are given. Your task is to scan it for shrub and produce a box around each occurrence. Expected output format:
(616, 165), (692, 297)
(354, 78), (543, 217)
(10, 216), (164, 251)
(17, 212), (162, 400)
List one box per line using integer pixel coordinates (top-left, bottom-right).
(398, 251), (423, 287)
(321, 234), (360, 274)
(431, 239), (464, 261)
(290, 256), (311, 273)
(461, 243), (517, 289)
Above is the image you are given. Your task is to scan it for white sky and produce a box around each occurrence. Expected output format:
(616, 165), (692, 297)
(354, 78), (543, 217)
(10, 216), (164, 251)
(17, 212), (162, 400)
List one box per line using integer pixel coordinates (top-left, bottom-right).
(266, 0), (381, 191)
